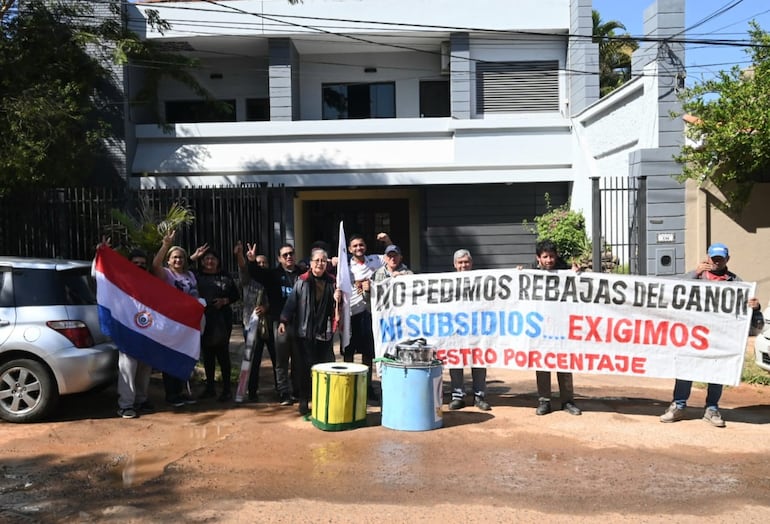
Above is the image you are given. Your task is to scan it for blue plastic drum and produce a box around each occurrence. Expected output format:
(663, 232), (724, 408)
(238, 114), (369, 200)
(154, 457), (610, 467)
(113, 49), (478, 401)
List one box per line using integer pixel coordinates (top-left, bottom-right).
(381, 361), (443, 431)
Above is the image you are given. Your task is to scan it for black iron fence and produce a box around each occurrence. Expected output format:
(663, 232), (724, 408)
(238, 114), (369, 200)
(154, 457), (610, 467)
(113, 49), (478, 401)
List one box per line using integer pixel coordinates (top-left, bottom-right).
(591, 176), (646, 275)
(0, 185), (277, 277)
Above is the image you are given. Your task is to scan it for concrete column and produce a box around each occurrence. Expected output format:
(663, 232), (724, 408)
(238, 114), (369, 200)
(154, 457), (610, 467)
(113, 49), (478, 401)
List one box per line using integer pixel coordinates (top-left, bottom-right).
(450, 32), (471, 119)
(269, 38), (300, 121)
(568, 0), (598, 114)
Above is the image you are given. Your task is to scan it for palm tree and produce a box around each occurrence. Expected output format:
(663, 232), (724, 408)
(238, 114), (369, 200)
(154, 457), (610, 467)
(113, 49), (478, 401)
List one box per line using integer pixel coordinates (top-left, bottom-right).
(592, 10), (639, 97)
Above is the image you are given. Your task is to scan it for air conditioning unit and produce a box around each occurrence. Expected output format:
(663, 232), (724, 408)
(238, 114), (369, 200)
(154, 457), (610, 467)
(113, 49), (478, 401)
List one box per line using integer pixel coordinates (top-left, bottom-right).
(440, 41), (450, 75)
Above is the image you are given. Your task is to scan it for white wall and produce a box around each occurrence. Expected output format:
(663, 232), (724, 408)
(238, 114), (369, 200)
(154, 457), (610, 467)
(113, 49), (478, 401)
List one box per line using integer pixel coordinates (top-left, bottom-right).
(299, 51), (442, 120)
(134, 0), (571, 39)
(156, 57), (269, 120)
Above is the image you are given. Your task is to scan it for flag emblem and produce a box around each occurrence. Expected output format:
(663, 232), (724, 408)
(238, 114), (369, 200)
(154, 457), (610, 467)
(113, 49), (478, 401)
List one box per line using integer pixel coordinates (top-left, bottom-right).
(134, 311), (154, 329)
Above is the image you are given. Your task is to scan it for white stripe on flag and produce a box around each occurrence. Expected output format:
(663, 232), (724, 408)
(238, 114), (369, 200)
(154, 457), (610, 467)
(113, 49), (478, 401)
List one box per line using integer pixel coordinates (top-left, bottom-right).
(94, 272), (200, 359)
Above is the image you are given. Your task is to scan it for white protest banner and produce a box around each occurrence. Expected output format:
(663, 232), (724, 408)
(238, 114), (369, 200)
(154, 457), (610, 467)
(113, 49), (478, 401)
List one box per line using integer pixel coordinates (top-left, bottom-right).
(371, 269), (755, 386)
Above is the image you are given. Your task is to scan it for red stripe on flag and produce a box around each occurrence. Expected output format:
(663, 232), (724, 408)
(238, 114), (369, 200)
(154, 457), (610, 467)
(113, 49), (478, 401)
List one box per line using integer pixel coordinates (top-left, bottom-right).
(95, 245), (204, 330)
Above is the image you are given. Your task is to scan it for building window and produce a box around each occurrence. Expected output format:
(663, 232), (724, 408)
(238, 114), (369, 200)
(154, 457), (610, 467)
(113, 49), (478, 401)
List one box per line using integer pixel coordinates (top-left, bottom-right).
(419, 80), (450, 117)
(322, 82), (395, 119)
(165, 100), (236, 123)
(246, 98), (270, 121)
(476, 61), (559, 113)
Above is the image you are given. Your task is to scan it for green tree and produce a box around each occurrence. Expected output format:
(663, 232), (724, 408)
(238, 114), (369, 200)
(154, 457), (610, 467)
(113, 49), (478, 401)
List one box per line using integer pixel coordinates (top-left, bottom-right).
(0, 0), (203, 194)
(110, 199), (196, 256)
(675, 21), (770, 214)
(592, 10), (639, 97)
(528, 194), (590, 264)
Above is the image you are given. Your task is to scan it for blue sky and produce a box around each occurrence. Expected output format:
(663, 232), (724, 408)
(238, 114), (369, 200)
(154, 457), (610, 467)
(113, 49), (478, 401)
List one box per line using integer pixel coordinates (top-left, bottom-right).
(593, 0), (770, 86)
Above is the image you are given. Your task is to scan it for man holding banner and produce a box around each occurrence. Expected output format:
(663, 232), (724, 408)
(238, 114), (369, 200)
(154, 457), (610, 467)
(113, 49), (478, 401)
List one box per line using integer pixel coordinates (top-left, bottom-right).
(371, 243), (757, 420)
(448, 249), (491, 411)
(660, 243), (760, 428)
(531, 240), (582, 416)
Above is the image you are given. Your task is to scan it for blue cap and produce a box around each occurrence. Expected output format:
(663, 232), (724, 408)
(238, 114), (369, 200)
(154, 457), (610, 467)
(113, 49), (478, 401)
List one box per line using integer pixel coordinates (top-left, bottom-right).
(384, 245), (401, 255)
(707, 243), (729, 258)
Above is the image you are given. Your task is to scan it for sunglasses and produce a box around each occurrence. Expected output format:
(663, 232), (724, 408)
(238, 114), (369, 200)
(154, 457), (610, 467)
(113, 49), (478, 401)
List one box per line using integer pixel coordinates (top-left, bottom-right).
(280, 251), (295, 259)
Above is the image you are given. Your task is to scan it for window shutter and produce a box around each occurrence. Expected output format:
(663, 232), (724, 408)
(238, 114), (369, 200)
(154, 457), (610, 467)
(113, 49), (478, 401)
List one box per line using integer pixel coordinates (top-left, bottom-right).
(476, 61), (559, 113)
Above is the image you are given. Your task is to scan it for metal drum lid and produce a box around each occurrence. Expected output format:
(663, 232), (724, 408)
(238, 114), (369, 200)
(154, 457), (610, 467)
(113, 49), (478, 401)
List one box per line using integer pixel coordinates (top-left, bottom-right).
(395, 343), (436, 364)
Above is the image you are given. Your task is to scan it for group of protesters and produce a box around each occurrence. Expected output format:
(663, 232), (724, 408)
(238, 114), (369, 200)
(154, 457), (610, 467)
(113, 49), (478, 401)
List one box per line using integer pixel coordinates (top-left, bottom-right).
(110, 230), (761, 429)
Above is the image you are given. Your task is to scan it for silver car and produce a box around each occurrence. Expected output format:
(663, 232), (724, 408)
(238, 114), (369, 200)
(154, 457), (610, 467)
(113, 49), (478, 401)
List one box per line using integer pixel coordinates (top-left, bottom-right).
(0, 257), (118, 423)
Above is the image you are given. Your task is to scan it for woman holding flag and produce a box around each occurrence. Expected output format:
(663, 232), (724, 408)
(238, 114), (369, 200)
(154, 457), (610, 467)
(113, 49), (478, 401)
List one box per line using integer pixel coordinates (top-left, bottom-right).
(152, 230), (201, 407)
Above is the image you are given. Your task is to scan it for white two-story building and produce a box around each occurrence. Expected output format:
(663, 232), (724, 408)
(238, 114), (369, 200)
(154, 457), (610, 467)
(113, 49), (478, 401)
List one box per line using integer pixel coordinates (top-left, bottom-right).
(123, 0), (687, 274)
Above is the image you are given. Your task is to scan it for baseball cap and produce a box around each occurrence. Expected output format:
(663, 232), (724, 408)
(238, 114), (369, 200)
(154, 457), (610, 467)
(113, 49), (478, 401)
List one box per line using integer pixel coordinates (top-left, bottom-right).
(707, 243), (729, 258)
(384, 245), (401, 255)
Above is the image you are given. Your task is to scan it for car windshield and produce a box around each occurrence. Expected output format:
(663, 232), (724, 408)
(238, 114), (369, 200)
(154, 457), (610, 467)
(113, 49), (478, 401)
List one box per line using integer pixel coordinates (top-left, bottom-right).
(12, 267), (97, 307)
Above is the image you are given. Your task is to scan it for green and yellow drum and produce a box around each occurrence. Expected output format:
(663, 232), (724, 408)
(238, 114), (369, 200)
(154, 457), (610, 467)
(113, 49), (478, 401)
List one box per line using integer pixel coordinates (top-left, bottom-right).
(311, 362), (368, 431)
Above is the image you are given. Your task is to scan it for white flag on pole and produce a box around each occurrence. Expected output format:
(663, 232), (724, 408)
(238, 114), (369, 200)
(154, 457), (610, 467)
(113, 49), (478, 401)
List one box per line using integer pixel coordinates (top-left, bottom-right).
(336, 221), (352, 350)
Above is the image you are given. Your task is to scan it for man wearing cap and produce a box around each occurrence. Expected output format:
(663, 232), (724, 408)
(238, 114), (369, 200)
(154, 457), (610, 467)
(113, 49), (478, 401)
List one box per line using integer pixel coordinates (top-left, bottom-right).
(660, 242), (761, 428)
(372, 245), (413, 282)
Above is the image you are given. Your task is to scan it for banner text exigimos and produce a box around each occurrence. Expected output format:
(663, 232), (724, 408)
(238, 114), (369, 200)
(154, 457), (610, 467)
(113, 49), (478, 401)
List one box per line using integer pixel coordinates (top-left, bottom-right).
(371, 269), (755, 386)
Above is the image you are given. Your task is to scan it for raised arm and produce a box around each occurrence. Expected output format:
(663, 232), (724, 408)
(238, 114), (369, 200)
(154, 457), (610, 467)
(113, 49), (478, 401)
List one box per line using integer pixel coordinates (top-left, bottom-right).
(152, 229), (175, 278)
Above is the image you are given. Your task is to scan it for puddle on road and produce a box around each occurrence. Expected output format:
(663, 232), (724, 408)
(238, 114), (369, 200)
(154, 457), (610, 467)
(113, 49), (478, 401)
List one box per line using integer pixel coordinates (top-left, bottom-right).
(369, 440), (424, 486)
(108, 423), (229, 488)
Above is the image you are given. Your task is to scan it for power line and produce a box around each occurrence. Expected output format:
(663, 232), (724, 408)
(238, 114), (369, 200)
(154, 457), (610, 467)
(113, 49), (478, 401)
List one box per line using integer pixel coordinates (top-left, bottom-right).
(13, 1), (768, 83)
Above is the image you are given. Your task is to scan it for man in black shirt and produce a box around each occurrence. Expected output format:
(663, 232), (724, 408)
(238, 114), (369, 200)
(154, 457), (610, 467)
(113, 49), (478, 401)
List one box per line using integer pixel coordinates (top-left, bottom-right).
(247, 243), (301, 405)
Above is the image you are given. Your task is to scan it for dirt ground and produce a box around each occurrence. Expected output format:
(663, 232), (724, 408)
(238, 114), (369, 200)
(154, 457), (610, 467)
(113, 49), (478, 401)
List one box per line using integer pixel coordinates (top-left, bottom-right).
(2, 333), (770, 523)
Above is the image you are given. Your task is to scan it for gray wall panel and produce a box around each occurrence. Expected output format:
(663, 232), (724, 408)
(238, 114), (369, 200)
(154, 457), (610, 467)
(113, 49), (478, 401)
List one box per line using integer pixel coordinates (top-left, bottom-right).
(421, 182), (570, 272)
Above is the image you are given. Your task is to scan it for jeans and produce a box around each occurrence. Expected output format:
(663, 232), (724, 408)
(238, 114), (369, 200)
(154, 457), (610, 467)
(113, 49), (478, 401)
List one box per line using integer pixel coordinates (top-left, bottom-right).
(273, 321), (299, 397)
(536, 371), (574, 402)
(449, 368), (487, 400)
(672, 379), (722, 409)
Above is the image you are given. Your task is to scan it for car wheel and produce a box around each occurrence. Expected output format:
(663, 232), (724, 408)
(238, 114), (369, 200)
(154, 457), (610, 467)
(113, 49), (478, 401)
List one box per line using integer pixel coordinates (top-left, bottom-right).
(0, 359), (59, 423)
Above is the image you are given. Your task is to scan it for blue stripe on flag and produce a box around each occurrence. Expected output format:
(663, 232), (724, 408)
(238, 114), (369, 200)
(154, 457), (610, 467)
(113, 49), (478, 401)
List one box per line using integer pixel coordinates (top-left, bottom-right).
(98, 305), (198, 381)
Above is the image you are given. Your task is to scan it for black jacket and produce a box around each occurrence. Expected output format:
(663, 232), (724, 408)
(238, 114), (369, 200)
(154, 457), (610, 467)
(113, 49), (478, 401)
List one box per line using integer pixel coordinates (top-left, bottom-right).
(247, 262), (300, 321)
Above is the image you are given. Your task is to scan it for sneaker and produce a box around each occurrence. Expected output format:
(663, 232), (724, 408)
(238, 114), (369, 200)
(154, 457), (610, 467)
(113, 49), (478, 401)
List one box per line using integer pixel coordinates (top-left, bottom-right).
(279, 393), (293, 406)
(474, 396), (491, 411)
(117, 408), (138, 419)
(179, 393), (197, 405)
(168, 394), (197, 407)
(703, 407), (726, 428)
(135, 401), (155, 413)
(562, 401), (582, 416)
(449, 398), (466, 410)
(167, 397), (186, 408)
(660, 402), (685, 423)
(536, 400), (552, 416)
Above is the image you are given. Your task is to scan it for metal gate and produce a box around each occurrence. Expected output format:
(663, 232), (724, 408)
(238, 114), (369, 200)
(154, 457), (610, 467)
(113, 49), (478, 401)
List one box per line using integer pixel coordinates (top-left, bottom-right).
(591, 176), (646, 275)
(0, 185), (285, 276)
